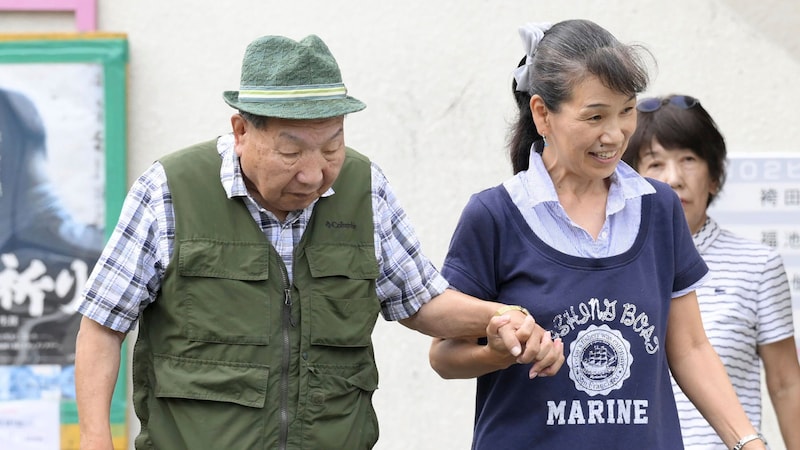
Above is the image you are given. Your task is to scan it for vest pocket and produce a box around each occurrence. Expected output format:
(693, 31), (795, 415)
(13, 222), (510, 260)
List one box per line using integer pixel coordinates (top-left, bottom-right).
(153, 353), (268, 407)
(304, 363), (379, 449)
(310, 295), (381, 347)
(306, 244), (380, 347)
(306, 244), (379, 280)
(178, 239), (271, 345)
(148, 354), (270, 449)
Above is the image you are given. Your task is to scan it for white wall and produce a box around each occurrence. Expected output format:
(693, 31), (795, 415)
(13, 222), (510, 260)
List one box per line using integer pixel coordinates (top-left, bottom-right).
(5, 1), (797, 448)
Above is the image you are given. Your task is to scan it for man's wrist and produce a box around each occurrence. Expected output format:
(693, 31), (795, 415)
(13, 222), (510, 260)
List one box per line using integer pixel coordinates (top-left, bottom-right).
(494, 305), (530, 317)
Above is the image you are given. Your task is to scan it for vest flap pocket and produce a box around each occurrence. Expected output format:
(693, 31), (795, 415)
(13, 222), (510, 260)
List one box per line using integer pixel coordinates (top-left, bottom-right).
(308, 362), (379, 392)
(306, 244), (379, 279)
(311, 296), (380, 347)
(303, 363), (379, 448)
(179, 239), (269, 280)
(153, 354), (268, 408)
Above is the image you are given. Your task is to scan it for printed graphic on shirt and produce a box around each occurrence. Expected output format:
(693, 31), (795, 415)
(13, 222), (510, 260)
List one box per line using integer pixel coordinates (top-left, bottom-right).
(544, 301), (658, 427)
(567, 324), (633, 396)
(549, 298), (660, 355)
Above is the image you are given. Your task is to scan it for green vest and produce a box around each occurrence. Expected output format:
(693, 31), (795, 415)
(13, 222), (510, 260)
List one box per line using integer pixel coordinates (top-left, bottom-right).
(132, 140), (381, 449)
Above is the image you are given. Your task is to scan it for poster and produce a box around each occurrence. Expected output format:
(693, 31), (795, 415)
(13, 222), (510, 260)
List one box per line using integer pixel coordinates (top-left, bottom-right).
(0, 34), (128, 449)
(0, 366), (61, 449)
(707, 153), (800, 356)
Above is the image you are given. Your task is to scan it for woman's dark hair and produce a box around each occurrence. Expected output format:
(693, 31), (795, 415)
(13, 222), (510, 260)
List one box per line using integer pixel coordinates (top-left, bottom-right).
(509, 19), (651, 174)
(622, 96), (727, 206)
(510, 56), (537, 173)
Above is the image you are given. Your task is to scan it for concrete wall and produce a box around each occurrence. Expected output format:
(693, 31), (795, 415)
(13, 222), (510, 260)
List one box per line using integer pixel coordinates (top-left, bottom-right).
(5, 1), (797, 448)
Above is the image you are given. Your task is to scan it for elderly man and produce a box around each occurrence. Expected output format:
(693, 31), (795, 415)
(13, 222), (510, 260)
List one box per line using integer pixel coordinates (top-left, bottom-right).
(74, 34), (563, 450)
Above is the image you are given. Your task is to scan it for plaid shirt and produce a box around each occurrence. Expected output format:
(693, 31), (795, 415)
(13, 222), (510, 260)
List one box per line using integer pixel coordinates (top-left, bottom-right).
(78, 134), (448, 333)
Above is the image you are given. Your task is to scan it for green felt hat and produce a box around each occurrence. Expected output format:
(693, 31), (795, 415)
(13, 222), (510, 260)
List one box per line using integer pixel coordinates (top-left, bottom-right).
(223, 35), (366, 119)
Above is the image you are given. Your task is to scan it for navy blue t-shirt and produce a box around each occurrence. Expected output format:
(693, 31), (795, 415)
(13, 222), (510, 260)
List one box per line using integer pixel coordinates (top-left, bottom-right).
(442, 180), (707, 450)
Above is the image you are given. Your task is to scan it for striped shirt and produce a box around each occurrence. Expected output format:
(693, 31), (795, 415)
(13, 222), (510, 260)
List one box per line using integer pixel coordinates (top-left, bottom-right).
(77, 134), (448, 333)
(672, 217), (795, 449)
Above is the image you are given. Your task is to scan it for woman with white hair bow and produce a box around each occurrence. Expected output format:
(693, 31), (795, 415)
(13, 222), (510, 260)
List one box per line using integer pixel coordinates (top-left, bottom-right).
(429, 19), (767, 450)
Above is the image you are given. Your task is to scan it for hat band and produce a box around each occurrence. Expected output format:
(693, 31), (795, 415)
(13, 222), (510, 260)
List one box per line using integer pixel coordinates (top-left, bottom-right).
(238, 83), (347, 102)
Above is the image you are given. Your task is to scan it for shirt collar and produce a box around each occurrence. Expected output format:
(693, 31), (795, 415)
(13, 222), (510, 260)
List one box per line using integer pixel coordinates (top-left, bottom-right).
(693, 216), (719, 253)
(520, 150), (655, 213)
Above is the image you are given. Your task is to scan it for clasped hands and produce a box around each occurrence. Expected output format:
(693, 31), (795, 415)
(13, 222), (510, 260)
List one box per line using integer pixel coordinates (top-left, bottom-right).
(489, 310), (565, 379)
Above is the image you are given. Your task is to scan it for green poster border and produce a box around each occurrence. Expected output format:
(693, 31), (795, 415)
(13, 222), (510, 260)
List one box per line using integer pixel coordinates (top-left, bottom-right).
(0, 33), (129, 429)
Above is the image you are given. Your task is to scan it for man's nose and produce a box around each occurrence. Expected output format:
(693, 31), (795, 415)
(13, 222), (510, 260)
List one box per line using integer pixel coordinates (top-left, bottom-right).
(295, 152), (326, 185)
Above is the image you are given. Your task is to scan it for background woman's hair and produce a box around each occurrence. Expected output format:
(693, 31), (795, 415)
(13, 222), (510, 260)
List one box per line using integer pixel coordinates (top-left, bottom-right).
(622, 97), (727, 206)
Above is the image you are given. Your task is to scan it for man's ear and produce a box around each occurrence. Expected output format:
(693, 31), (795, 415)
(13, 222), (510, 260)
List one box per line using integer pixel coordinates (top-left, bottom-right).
(530, 95), (550, 137)
(231, 114), (249, 155)
(231, 114), (246, 142)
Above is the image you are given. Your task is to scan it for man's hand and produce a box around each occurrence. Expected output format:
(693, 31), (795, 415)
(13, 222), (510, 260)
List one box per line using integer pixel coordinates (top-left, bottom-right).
(490, 312), (565, 378)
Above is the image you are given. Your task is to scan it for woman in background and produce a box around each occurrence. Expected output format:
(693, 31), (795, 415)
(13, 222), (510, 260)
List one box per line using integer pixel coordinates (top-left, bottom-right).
(623, 94), (800, 449)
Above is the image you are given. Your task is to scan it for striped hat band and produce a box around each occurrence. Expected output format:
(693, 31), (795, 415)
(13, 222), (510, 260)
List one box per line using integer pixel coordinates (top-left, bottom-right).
(238, 83), (347, 102)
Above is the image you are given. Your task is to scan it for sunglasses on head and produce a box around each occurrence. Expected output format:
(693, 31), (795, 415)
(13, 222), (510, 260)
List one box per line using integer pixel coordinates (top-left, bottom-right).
(636, 95), (699, 113)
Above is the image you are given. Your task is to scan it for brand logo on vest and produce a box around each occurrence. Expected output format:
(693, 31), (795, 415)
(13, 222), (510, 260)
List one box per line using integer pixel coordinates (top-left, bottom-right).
(567, 324), (633, 396)
(325, 220), (356, 230)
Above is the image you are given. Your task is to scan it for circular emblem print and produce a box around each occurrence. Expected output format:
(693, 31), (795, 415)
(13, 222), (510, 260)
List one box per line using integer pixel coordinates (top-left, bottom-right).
(567, 324), (633, 396)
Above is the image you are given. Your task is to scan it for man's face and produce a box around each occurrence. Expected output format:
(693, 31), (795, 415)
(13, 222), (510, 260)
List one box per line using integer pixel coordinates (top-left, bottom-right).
(232, 114), (346, 221)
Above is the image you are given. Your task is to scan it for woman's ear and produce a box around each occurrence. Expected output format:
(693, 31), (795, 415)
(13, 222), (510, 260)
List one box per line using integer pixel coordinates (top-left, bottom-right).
(709, 179), (720, 197)
(530, 95), (549, 136)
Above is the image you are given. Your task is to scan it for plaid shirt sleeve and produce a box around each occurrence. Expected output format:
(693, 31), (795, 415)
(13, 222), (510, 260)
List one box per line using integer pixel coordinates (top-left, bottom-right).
(77, 162), (173, 333)
(371, 163), (449, 321)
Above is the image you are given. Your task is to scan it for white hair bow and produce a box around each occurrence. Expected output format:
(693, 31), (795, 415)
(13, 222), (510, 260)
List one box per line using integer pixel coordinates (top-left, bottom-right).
(513, 22), (553, 92)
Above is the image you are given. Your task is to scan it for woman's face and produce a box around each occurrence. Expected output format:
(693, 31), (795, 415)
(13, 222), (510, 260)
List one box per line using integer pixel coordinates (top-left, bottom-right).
(636, 140), (716, 234)
(533, 75), (637, 184)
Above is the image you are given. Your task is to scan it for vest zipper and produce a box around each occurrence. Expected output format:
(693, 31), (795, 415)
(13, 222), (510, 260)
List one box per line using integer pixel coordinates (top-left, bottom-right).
(278, 264), (294, 450)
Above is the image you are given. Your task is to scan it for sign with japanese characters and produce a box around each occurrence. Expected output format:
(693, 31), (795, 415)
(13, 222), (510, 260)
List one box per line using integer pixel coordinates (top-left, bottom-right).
(708, 153), (800, 353)
(0, 34), (128, 450)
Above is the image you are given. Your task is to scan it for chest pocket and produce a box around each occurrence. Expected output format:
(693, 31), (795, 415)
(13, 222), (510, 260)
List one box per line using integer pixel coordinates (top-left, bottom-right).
(178, 239), (272, 345)
(306, 244), (380, 348)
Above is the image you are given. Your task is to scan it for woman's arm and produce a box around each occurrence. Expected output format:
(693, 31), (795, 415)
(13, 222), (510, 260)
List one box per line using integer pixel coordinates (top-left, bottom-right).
(759, 337), (800, 450)
(429, 315), (563, 379)
(429, 337), (516, 379)
(666, 291), (767, 450)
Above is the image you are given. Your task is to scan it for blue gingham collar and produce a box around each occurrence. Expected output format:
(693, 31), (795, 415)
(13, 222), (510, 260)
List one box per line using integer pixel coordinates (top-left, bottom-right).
(520, 150), (655, 214)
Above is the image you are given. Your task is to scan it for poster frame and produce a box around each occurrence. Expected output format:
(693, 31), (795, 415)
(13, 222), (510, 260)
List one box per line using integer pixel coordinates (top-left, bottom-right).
(0, 33), (129, 450)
